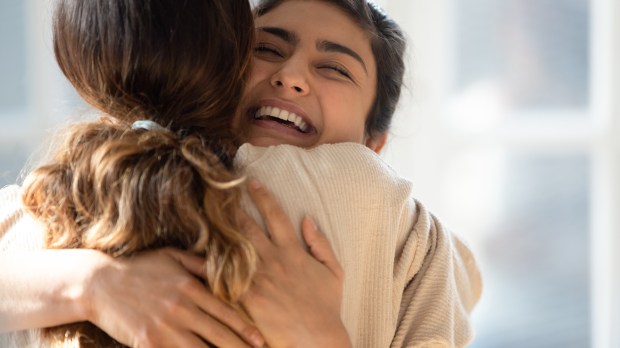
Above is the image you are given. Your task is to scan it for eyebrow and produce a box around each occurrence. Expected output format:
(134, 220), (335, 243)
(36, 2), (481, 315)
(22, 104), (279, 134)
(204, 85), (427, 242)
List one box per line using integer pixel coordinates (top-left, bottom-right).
(257, 26), (368, 75)
(317, 40), (368, 74)
(257, 27), (299, 45)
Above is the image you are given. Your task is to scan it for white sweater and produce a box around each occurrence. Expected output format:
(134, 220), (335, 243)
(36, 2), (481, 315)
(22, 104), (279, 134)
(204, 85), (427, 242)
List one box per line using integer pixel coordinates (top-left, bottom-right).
(0, 143), (482, 347)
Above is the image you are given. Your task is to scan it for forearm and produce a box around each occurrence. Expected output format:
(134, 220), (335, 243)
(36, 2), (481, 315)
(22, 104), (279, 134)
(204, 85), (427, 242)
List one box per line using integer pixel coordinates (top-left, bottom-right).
(0, 249), (107, 332)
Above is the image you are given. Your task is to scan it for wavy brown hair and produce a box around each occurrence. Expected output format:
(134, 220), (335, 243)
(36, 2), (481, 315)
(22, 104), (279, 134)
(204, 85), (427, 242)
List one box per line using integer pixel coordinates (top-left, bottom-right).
(21, 0), (255, 346)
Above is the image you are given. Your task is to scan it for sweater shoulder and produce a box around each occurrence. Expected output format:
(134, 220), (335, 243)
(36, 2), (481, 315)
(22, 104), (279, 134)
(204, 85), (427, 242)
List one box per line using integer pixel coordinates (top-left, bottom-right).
(0, 185), (25, 237)
(235, 143), (411, 195)
(0, 185), (45, 251)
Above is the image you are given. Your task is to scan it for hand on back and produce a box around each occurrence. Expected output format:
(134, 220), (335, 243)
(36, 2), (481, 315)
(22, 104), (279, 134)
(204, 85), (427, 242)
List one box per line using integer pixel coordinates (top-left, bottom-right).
(83, 180), (350, 348)
(238, 180), (352, 348)
(84, 248), (264, 348)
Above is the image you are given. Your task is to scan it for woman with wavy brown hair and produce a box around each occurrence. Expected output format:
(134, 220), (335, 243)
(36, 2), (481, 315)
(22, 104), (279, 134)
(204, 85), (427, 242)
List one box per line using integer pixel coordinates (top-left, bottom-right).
(5, 0), (259, 346)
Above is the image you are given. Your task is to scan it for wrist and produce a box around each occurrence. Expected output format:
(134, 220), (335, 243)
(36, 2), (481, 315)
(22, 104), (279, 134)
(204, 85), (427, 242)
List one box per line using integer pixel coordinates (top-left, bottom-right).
(296, 318), (351, 348)
(73, 249), (115, 323)
(318, 321), (352, 348)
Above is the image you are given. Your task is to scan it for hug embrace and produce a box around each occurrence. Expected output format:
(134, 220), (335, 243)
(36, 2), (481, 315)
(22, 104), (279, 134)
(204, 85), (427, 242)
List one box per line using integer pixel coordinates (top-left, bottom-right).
(0, 0), (482, 347)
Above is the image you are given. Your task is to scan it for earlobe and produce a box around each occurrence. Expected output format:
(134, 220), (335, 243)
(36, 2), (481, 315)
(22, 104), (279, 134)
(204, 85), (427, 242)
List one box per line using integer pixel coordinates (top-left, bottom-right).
(364, 133), (388, 154)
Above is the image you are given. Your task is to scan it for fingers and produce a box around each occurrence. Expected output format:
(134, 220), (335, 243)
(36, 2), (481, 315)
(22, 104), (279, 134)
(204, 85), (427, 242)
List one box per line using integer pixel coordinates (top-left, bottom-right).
(237, 210), (272, 256)
(161, 248), (206, 278)
(301, 216), (343, 280)
(160, 303), (253, 348)
(247, 180), (298, 247)
(187, 309), (254, 348)
(170, 333), (219, 348)
(132, 331), (215, 348)
(159, 249), (265, 348)
(182, 273), (264, 347)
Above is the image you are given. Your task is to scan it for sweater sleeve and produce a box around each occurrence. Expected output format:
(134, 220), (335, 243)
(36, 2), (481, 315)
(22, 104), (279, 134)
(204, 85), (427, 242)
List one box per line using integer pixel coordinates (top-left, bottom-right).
(0, 185), (45, 251)
(391, 203), (482, 348)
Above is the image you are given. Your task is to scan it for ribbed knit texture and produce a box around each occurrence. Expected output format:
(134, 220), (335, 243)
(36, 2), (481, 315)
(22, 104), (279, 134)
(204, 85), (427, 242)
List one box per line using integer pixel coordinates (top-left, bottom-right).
(0, 143), (482, 347)
(0, 185), (44, 252)
(235, 143), (482, 347)
(0, 186), (44, 347)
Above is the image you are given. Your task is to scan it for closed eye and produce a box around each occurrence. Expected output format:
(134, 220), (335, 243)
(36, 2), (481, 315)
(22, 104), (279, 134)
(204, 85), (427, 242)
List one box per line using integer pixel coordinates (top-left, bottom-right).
(320, 64), (353, 80)
(254, 44), (283, 58)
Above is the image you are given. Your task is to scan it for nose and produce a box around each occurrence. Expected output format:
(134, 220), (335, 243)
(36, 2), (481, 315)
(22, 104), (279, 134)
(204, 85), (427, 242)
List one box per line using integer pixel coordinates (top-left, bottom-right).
(270, 60), (310, 96)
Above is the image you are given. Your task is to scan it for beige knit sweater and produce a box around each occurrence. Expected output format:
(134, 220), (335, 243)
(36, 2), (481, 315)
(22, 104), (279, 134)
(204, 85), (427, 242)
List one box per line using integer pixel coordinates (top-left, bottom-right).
(0, 143), (482, 347)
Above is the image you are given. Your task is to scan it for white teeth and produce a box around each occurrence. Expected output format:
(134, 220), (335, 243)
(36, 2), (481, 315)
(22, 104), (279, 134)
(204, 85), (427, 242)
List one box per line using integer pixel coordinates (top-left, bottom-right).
(254, 106), (310, 133)
(279, 109), (289, 120)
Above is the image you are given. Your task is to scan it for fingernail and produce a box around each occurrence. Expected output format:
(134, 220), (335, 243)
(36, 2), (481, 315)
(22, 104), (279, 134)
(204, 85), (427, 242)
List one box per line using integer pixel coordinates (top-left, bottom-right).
(248, 179), (262, 190)
(250, 332), (265, 347)
(305, 216), (317, 231)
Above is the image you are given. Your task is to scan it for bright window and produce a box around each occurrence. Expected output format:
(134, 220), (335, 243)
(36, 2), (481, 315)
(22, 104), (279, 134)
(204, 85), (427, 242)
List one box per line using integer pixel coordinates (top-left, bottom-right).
(0, 0), (79, 187)
(382, 0), (619, 346)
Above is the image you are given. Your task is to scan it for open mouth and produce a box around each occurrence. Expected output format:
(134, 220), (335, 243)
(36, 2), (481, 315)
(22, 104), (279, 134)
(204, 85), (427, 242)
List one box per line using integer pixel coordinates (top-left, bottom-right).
(252, 106), (314, 134)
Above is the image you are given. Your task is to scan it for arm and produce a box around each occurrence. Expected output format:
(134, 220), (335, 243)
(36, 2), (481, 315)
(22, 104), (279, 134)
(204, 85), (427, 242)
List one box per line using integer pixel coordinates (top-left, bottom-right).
(238, 180), (352, 348)
(0, 188), (263, 347)
(0, 249), (103, 331)
(0, 248), (264, 348)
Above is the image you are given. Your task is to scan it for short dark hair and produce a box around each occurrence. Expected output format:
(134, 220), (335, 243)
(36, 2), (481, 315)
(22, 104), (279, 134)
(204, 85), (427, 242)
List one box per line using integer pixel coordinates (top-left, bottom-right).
(255, 0), (406, 138)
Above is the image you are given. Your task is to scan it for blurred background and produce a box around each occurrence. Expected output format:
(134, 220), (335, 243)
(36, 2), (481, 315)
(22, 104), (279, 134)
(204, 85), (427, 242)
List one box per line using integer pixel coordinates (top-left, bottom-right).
(0, 0), (618, 347)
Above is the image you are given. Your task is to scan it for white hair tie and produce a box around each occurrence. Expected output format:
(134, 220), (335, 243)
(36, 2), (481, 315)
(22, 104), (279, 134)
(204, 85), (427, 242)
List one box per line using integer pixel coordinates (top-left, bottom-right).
(131, 120), (170, 133)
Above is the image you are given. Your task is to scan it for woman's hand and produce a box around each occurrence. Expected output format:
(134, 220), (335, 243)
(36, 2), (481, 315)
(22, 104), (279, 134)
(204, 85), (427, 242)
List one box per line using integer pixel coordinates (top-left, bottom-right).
(239, 180), (352, 348)
(84, 248), (265, 348)
(1, 248), (264, 347)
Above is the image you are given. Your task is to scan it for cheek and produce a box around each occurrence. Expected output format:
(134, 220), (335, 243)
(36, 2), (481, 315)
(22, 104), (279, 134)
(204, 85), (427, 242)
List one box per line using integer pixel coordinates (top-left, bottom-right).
(323, 92), (368, 143)
(246, 60), (272, 92)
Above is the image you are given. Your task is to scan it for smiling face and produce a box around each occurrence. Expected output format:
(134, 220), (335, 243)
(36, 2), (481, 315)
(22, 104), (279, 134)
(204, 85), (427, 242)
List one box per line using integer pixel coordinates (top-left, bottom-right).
(237, 0), (380, 150)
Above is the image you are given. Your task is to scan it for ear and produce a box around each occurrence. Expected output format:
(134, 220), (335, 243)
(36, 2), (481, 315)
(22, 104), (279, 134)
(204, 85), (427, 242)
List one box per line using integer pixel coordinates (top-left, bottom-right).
(364, 132), (388, 154)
